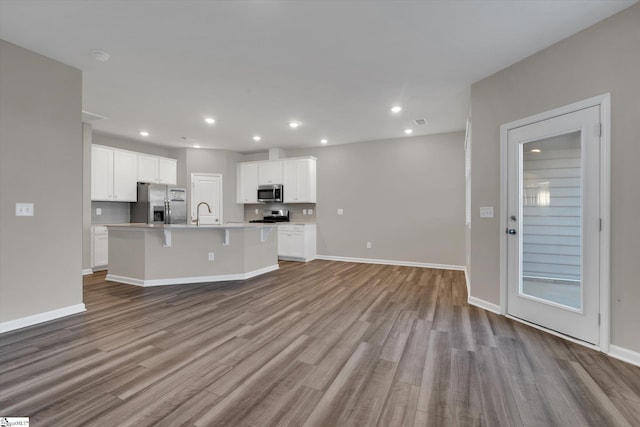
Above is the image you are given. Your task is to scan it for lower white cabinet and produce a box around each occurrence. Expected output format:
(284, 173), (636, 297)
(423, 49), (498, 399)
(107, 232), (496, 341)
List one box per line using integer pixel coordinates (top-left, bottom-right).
(91, 226), (108, 269)
(278, 224), (316, 262)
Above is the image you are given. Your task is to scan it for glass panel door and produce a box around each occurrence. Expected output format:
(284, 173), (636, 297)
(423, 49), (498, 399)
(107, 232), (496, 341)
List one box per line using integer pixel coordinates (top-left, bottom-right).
(520, 132), (582, 310)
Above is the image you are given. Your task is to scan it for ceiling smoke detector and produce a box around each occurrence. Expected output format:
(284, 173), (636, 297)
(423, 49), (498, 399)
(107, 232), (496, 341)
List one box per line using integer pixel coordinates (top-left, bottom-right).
(91, 50), (110, 62)
(413, 118), (428, 125)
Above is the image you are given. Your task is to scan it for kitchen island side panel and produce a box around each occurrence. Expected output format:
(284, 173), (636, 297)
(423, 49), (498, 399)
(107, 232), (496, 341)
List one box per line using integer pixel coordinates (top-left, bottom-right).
(107, 230), (146, 279)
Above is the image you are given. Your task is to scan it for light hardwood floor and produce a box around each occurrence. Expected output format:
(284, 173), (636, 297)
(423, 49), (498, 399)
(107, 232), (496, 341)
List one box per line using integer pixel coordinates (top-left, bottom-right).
(1, 260), (639, 426)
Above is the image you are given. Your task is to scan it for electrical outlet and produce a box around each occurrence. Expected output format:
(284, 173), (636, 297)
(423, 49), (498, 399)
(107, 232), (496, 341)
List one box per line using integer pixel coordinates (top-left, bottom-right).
(208, 252), (215, 261)
(302, 209), (307, 215)
(255, 209), (259, 215)
(337, 208), (343, 215)
(15, 203), (34, 216)
(96, 208), (102, 216)
(366, 241), (372, 249)
(308, 208), (313, 215)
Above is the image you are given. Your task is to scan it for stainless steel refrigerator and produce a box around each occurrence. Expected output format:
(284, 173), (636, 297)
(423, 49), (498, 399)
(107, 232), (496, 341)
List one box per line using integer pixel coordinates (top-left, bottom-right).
(130, 183), (187, 224)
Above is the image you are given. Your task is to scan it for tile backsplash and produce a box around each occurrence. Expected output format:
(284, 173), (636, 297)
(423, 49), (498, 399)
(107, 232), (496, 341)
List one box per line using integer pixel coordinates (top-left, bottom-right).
(244, 203), (316, 223)
(92, 201), (130, 224)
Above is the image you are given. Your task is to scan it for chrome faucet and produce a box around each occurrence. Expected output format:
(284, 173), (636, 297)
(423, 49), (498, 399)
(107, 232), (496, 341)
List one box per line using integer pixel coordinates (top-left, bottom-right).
(196, 202), (212, 226)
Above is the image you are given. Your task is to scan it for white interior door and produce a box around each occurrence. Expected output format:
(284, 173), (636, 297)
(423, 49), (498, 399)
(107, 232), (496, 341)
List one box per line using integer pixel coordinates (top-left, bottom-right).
(191, 173), (222, 225)
(507, 106), (601, 345)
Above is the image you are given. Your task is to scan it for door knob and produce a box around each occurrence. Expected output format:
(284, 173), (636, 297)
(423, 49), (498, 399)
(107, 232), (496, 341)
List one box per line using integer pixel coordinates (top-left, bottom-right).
(506, 228), (517, 235)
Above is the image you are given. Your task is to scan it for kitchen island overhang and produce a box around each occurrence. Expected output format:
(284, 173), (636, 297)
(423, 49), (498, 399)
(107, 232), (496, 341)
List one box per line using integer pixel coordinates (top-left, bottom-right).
(105, 223), (278, 286)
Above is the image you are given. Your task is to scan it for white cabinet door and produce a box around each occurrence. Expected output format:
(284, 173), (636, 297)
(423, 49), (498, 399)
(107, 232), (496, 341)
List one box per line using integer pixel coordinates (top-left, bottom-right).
(113, 150), (138, 201)
(92, 226), (108, 267)
(283, 158), (316, 203)
(237, 162), (258, 203)
(158, 158), (177, 185)
(258, 161), (283, 185)
(278, 224), (316, 261)
(91, 146), (114, 201)
(137, 154), (159, 183)
(278, 231), (303, 257)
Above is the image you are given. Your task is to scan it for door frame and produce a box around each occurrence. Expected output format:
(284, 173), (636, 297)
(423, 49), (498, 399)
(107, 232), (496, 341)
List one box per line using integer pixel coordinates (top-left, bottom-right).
(499, 93), (611, 351)
(190, 172), (223, 224)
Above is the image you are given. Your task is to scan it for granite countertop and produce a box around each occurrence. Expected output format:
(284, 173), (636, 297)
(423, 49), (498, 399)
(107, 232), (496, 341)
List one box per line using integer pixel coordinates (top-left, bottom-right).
(106, 222), (277, 230)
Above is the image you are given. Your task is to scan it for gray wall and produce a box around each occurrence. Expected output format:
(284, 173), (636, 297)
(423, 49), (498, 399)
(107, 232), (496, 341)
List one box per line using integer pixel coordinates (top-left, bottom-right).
(92, 132), (171, 157)
(0, 40), (83, 323)
(287, 132), (465, 266)
(469, 4), (640, 352)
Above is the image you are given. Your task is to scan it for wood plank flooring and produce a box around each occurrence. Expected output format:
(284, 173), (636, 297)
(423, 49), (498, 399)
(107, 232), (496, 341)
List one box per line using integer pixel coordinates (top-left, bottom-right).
(1, 260), (639, 426)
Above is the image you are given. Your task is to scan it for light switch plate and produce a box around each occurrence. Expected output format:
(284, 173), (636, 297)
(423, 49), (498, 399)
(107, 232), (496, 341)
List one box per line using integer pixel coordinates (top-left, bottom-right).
(337, 208), (344, 215)
(16, 203), (34, 216)
(480, 206), (494, 218)
(96, 208), (102, 216)
(308, 209), (313, 215)
(302, 209), (307, 215)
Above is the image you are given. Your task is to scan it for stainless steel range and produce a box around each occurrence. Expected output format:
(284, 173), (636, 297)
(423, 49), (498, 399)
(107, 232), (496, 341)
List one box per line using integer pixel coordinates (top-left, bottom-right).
(249, 209), (290, 223)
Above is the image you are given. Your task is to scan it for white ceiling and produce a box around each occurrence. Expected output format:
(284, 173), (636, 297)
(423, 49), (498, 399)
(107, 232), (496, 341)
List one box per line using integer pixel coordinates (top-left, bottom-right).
(0, 0), (636, 152)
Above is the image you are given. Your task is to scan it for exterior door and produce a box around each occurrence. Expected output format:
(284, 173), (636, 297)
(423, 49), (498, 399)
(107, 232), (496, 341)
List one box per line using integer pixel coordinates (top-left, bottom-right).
(507, 106), (601, 345)
(191, 173), (222, 225)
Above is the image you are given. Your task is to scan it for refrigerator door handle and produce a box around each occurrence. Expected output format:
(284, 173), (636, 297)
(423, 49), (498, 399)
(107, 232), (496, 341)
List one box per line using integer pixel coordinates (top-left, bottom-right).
(165, 200), (171, 224)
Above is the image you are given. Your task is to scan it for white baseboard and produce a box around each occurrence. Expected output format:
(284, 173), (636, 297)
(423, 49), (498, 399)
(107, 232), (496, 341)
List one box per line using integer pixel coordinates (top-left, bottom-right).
(106, 264), (280, 287)
(279, 256), (316, 263)
(0, 303), (86, 334)
(82, 269), (93, 275)
(468, 296), (501, 314)
(315, 255), (465, 271)
(608, 344), (640, 367)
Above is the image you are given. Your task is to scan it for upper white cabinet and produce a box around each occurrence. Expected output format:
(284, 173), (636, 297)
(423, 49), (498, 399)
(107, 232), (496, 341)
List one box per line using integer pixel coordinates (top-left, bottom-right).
(158, 158), (177, 184)
(237, 162), (258, 204)
(91, 146), (114, 201)
(236, 157), (316, 204)
(138, 155), (177, 185)
(92, 145), (177, 201)
(258, 161), (283, 185)
(283, 158), (316, 203)
(91, 145), (138, 202)
(113, 150), (138, 201)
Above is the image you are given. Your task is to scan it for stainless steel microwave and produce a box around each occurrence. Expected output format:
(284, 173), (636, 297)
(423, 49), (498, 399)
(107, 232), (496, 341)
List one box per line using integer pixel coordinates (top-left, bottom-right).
(257, 184), (283, 203)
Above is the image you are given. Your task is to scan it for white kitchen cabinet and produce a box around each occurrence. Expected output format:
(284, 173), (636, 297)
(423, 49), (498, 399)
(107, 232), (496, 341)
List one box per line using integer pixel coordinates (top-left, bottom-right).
(91, 146), (114, 201)
(158, 158), (177, 185)
(283, 157), (316, 203)
(237, 162), (258, 203)
(92, 145), (138, 201)
(91, 226), (108, 269)
(113, 150), (138, 201)
(258, 161), (283, 185)
(236, 157), (316, 204)
(138, 154), (177, 185)
(278, 224), (316, 262)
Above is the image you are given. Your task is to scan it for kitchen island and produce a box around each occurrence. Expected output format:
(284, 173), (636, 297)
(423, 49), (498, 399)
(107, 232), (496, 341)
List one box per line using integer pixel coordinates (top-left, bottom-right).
(105, 223), (278, 286)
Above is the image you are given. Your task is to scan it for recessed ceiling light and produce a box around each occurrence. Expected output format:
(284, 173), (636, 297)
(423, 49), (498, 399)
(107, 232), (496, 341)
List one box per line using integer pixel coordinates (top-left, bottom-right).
(139, 131), (150, 137)
(193, 145), (201, 149)
(391, 106), (402, 114)
(320, 139), (328, 144)
(404, 129), (413, 135)
(530, 148), (541, 153)
(253, 135), (261, 141)
(288, 121), (301, 129)
(204, 117), (215, 125)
